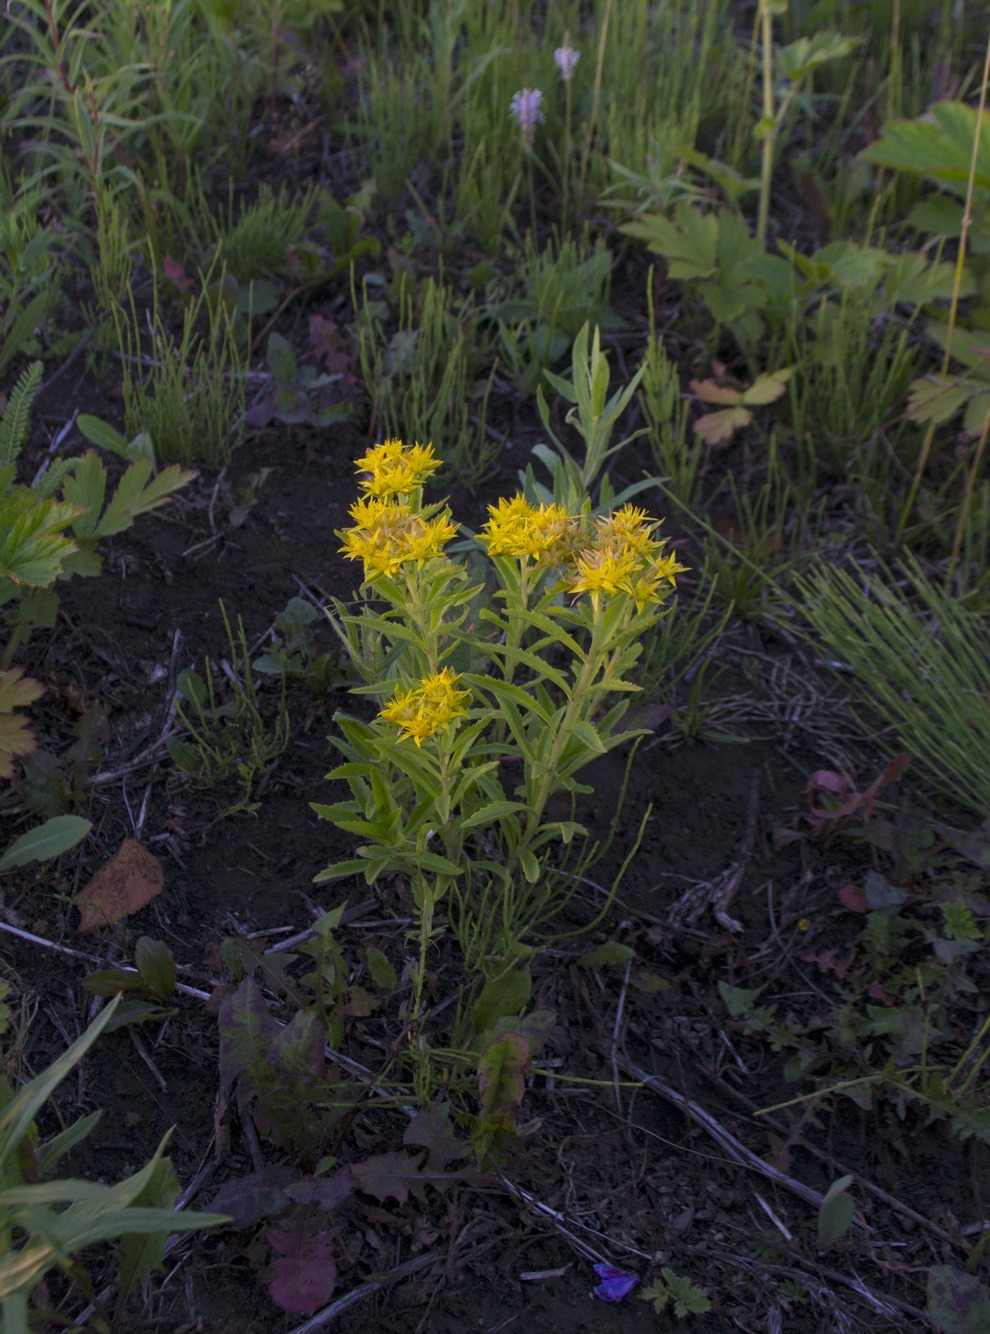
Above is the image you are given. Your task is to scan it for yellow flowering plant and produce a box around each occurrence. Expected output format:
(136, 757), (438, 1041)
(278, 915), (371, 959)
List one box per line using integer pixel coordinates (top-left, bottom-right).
(314, 440), (684, 1035)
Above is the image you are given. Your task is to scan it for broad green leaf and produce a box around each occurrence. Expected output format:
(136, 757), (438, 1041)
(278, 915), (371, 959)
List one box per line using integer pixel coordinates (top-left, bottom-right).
(472, 966), (532, 1036)
(860, 103), (990, 197)
(364, 946), (396, 992)
(778, 32), (861, 83)
(621, 204), (718, 279)
(60, 450), (107, 539)
(0, 815), (91, 873)
(76, 414), (132, 457)
(817, 1175), (856, 1249)
(0, 492), (80, 586)
(134, 937), (177, 1002)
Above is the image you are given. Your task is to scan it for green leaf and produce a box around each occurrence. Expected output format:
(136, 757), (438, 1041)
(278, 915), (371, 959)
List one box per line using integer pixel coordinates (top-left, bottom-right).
(718, 980), (763, 1017)
(740, 367), (793, 406)
(458, 800), (527, 831)
(472, 966), (532, 1037)
(89, 458), (196, 537)
(76, 414), (132, 458)
(0, 815), (92, 873)
(778, 32), (861, 83)
(134, 937), (177, 1002)
(365, 946), (396, 992)
(60, 450), (108, 539)
(113, 1153), (181, 1301)
(621, 203), (718, 279)
(860, 103), (990, 197)
(0, 491), (80, 587)
(817, 1176), (856, 1249)
(0, 996), (121, 1172)
(579, 942), (636, 967)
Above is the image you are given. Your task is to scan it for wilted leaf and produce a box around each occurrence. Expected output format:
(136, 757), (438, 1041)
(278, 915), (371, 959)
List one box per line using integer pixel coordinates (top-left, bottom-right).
(694, 406), (752, 446)
(690, 377), (743, 406)
(0, 668), (44, 781)
(478, 1031), (530, 1122)
(209, 1167), (296, 1229)
(74, 838), (164, 934)
(403, 1103), (471, 1172)
(284, 1167), (353, 1213)
(266, 1216), (340, 1315)
(740, 367), (793, 405)
(351, 1150), (426, 1206)
(927, 1265), (990, 1333)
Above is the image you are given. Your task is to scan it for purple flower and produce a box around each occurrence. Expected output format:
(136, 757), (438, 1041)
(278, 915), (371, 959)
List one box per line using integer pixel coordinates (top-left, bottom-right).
(509, 87), (544, 153)
(554, 44), (579, 81)
(591, 1264), (639, 1303)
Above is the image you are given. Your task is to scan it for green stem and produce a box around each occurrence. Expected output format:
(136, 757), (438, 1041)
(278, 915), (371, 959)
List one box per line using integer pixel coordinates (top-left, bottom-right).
(507, 601), (607, 877)
(756, 0), (775, 249)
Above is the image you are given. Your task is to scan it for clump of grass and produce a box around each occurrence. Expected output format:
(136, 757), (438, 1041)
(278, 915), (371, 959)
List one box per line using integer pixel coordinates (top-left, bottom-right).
(115, 268), (246, 469)
(797, 558), (990, 820)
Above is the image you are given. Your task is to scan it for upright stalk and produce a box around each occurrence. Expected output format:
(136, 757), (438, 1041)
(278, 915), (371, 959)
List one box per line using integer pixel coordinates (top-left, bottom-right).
(900, 27), (990, 539)
(756, 0), (775, 249)
(577, 0), (613, 203)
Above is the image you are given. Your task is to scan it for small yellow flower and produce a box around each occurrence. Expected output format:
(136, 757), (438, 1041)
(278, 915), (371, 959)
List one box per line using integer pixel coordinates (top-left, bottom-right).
(480, 495), (572, 560)
(379, 668), (470, 746)
(354, 439), (441, 497)
(338, 499), (456, 580)
(565, 507), (686, 608)
(567, 545), (640, 598)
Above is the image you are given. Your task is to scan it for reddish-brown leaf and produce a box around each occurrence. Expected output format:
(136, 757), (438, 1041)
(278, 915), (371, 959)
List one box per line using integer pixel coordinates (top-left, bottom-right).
(74, 838), (164, 934)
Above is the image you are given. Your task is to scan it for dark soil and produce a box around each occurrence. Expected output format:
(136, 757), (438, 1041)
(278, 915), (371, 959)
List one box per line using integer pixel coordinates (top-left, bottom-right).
(3, 72), (989, 1334)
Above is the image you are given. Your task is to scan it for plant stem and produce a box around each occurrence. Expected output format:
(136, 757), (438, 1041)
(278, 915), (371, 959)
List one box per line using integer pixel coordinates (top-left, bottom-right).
(756, 0), (775, 249)
(577, 0), (613, 204)
(507, 602), (606, 878)
(900, 26), (990, 538)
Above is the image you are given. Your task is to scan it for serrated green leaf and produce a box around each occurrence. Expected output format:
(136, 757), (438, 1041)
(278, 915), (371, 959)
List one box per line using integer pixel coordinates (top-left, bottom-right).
(860, 103), (990, 196)
(0, 491), (80, 586)
(365, 946), (396, 992)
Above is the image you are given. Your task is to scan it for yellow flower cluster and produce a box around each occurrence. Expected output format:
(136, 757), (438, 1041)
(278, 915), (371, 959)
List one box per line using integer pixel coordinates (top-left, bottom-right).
(379, 668), (470, 746)
(339, 441), (455, 580)
(569, 505), (687, 609)
(354, 438), (441, 497)
(480, 495), (685, 609)
(480, 495), (573, 561)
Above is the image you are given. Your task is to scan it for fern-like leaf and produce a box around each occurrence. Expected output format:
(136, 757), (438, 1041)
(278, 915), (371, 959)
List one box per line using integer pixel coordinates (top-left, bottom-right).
(0, 361), (43, 468)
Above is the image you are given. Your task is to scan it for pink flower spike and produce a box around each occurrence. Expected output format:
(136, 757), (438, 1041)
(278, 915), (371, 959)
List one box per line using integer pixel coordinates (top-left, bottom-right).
(554, 44), (579, 81)
(509, 87), (544, 153)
